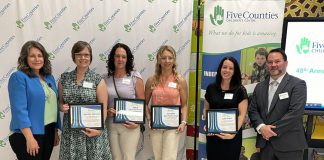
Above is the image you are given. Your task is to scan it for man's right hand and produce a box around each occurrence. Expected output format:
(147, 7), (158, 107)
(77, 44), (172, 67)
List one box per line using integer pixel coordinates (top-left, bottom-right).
(260, 125), (277, 140)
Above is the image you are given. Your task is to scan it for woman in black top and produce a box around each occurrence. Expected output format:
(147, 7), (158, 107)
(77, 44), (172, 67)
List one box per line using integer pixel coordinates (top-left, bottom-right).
(203, 56), (248, 160)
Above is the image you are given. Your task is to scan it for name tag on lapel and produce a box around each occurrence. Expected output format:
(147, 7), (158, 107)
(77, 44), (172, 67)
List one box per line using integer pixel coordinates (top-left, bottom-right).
(279, 92), (289, 100)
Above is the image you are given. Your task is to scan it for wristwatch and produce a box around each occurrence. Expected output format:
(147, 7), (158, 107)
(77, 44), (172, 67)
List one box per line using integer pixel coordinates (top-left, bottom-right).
(181, 120), (187, 125)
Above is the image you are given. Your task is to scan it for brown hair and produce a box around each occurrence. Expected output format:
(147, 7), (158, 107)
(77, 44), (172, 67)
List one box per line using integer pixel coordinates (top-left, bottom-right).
(71, 41), (93, 63)
(17, 41), (52, 77)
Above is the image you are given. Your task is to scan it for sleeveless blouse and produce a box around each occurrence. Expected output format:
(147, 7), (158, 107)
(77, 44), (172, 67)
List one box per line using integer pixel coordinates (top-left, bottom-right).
(59, 69), (112, 160)
(103, 71), (142, 108)
(152, 74), (180, 105)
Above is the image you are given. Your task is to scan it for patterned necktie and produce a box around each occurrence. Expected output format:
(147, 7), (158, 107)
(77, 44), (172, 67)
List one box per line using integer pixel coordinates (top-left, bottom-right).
(268, 80), (279, 111)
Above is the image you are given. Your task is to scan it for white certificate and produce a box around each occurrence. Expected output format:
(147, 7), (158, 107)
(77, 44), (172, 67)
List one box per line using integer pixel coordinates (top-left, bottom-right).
(114, 98), (145, 123)
(207, 109), (238, 134)
(151, 105), (181, 129)
(69, 103), (103, 129)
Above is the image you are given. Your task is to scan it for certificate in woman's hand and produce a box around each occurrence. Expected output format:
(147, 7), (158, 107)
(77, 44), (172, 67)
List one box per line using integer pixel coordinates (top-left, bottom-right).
(114, 98), (145, 124)
(150, 105), (181, 129)
(69, 103), (104, 129)
(206, 108), (238, 134)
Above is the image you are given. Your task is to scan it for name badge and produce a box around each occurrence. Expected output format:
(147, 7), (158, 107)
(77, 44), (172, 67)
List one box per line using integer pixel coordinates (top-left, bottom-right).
(122, 78), (131, 85)
(83, 81), (93, 88)
(224, 93), (233, 99)
(168, 82), (177, 88)
(279, 92), (289, 100)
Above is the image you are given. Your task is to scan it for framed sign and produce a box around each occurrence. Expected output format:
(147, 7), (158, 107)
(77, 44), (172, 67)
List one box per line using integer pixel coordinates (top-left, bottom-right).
(114, 98), (145, 124)
(206, 108), (238, 134)
(150, 105), (181, 129)
(69, 103), (104, 129)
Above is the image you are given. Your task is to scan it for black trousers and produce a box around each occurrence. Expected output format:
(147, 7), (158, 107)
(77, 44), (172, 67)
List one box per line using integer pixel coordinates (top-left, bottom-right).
(260, 141), (303, 160)
(9, 123), (56, 160)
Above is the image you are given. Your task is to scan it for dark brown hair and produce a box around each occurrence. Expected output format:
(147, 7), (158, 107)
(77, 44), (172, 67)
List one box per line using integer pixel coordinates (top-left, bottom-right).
(17, 41), (52, 77)
(106, 43), (134, 77)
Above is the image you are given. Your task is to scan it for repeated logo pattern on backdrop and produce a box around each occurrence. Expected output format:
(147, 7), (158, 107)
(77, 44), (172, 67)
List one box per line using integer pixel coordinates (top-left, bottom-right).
(0, 1), (193, 159)
(44, 6), (67, 30)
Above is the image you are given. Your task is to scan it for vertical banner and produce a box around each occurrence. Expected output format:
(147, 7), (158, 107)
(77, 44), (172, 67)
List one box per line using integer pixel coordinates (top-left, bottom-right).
(199, 0), (284, 159)
(0, 1), (192, 159)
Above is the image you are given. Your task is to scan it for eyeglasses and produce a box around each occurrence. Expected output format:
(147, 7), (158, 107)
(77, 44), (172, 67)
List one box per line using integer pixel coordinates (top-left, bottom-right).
(75, 53), (90, 59)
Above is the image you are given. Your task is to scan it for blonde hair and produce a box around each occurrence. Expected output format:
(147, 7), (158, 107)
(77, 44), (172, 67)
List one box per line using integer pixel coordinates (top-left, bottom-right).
(151, 45), (179, 89)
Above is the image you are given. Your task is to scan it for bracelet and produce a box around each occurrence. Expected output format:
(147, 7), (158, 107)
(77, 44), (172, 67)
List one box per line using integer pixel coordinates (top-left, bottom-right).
(181, 120), (187, 125)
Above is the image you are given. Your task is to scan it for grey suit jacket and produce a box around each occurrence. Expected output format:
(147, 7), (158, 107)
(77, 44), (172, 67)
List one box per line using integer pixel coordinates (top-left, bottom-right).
(248, 73), (307, 152)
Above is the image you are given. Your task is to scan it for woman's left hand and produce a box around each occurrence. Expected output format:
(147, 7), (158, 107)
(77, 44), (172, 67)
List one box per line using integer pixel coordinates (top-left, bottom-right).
(215, 133), (236, 139)
(54, 130), (60, 146)
(122, 121), (139, 129)
(177, 123), (186, 133)
(81, 128), (102, 137)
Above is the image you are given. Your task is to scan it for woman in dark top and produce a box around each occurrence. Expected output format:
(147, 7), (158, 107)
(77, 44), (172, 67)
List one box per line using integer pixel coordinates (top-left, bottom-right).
(203, 56), (248, 160)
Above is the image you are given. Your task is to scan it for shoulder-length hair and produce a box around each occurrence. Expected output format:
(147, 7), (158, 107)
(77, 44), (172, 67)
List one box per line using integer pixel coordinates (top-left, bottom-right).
(215, 56), (242, 90)
(106, 43), (134, 77)
(151, 45), (179, 88)
(71, 41), (93, 63)
(17, 40), (52, 77)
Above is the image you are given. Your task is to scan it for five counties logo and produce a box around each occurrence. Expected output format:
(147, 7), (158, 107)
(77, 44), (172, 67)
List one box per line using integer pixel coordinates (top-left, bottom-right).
(0, 67), (16, 88)
(173, 10), (192, 33)
(209, 5), (279, 26)
(48, 38), (70, 60)
(98, 9), (120, 32)
(16, 5), (40, 29)
(72, 8), (94, 31)
(99, 39), (121, 61)
(0, 104), (10, 120)
(124, 10), (146, 32)
(296, 37), (324, 54)
(210, 5), (224, 26)
(296, 37), (310, 54)
(0, 35), (15, 55)
(0, 3), (11, 17)
(0, 139), (6, 147)
(0, 112), (4, 119)
(44, 6), (67, 30)
(149, 10), (170, 33)
(147, 40), (168, 61)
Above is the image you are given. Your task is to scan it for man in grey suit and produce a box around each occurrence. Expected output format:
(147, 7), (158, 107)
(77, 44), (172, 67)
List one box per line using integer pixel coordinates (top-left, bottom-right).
(249, 48), (307, 160)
